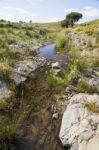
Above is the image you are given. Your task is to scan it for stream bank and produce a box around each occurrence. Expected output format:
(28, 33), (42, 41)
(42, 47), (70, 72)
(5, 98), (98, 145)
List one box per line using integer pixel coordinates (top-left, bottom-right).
(13, 65), (64, 150)
(12, 44), (68, 150)
(0, 43), (67, 150)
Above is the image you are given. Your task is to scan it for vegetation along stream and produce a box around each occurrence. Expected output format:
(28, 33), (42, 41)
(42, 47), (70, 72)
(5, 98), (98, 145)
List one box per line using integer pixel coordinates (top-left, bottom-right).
(7, 44), (68, 150)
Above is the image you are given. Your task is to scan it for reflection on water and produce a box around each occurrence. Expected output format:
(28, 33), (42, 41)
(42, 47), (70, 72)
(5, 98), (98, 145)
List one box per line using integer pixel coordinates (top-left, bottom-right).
(38, 43), (68, 67)
(38, 44), (56, 62)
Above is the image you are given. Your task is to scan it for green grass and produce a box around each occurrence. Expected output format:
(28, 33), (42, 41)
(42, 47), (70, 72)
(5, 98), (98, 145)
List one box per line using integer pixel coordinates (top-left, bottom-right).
(47, 70), (66, 94)
(76, 58), (89, 75)
(93, 59), (99, 69)
(85, 102), (99, 113)
(55, 33), (72, 50)
(95, 32), (99, 46)
(75, 19), (99, 36)
(0, 117), (18, 150)
(0, 20), (50, 80)
(76, 80), (98, 94)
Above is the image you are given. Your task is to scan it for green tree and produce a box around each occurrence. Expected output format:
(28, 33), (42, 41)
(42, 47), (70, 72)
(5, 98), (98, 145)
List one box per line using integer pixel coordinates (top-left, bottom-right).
(61, 19), (69, 28)
(61, 12), (83, 28)
(66, 12), (83, 26)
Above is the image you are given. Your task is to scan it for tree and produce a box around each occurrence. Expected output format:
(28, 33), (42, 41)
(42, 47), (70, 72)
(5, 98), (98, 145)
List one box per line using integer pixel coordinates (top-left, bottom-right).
(66, 12), (83, 26)
(61, 12), (83, 28)
(61, 19), (69, 28)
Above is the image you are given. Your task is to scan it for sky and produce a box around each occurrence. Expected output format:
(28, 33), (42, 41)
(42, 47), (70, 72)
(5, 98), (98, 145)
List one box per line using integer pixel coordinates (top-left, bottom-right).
(0, 0), (99, 23)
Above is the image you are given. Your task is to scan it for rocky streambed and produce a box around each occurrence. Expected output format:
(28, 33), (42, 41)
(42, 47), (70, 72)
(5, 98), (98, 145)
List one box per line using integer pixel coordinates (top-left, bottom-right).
(13, 64), (64, 150)
(0, 43), (68, 150)
(0, 42), (99, 150)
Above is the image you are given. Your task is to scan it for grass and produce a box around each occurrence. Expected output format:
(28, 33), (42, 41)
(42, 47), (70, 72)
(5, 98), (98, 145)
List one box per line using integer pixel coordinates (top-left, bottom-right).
(0, 20), (51, 80)
(55, 33), (72, 50)
(85, 102), (99, 113)
(52, 20), (98, 92)
(76, 79), (98, 94)
(76, 58), (89, 75)
(0, 116), (18, 150)
(95, 32), (99, 46)
(93, 59), (99, 69)
(47, 70), (66, 94)
(75, 19), (99, 36)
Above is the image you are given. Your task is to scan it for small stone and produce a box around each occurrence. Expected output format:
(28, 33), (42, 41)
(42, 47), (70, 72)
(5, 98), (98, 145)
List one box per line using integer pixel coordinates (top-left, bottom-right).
(52, 113), (59, 120)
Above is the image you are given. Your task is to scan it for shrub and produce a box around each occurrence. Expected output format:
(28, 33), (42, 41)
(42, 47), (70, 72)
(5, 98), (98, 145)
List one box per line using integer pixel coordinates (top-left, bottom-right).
(61, 19), (69, 28)
(0, 39), (8, 49)
(26, 30), (33, 38)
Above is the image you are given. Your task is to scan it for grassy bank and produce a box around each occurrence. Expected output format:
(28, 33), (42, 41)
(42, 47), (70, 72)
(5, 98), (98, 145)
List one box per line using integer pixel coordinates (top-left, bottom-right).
(51, 20), (99, 94)
(0, 20), (50, 80)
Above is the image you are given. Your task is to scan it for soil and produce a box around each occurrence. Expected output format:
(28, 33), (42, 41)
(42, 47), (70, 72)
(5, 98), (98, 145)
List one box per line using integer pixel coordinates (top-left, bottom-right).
(12, 65), (66, 150)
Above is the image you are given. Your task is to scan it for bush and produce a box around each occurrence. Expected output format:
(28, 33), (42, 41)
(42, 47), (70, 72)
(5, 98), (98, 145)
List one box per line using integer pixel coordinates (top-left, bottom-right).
(0, 39), (8, 49)
(26, 30), (33, 38)
(61, 19), (69, 28)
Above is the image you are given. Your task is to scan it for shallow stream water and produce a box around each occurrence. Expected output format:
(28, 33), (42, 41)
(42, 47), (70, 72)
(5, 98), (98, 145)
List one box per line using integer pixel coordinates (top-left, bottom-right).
(38, 43), (68, 67)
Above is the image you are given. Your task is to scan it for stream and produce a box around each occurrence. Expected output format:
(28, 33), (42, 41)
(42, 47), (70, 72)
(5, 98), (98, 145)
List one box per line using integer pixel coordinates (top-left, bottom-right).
(14, 43), (68, 150)
(38, 43), (68, 68)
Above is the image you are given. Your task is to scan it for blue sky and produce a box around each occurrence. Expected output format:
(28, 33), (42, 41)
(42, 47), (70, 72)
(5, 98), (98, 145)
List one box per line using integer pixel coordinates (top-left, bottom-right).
(0, 0), (99, 22)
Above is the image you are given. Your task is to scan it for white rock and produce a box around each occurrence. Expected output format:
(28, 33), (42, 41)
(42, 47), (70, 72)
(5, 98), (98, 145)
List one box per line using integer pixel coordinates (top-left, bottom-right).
(78, 141), (87, 150)
(0, 80), (11, 100)
(86, 134), (99, 150)
(79, 131), (95, 143)
(59, 93), (99, 149)
(52, 113), (59, 120)
(70, 93), (99, 105)
(52, 62), (60, 68)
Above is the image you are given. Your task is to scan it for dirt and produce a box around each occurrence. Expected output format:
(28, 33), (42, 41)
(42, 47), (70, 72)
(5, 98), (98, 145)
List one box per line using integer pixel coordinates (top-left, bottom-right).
(12, 65), (66, 150)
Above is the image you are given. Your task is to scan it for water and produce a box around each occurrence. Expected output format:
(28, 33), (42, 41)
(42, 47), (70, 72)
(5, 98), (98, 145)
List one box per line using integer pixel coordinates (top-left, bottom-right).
(38, 43), (56, 62)
(38, 43), (68, 67)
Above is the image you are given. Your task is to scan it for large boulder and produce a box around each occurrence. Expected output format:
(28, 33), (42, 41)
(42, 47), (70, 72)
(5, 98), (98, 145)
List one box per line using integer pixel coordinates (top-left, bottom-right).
(59, 93), (99, 150)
